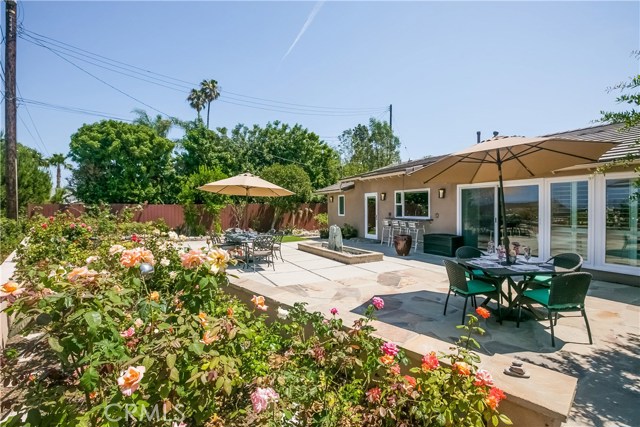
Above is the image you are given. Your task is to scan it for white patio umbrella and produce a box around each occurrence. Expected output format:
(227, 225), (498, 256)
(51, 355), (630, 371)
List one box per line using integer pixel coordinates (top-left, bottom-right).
(420, 136), (618, 249)
(198, 173), (295, 228)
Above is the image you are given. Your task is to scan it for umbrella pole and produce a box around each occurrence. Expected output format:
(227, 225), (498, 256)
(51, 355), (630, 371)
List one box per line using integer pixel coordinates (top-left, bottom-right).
(496, 152), (510, 250)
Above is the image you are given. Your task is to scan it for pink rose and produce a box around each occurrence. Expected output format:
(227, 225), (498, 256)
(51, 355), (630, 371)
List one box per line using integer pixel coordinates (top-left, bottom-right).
(330, 307), (338, 315)
(421, 351), (439, 371)
(372, 297), (384, 310)
(381, 341), (399, 356)
(70, 223), (76, 229)
(250, 387), (279, 414)
(474, 369), (494, 387)
(120, 326), (135, 338)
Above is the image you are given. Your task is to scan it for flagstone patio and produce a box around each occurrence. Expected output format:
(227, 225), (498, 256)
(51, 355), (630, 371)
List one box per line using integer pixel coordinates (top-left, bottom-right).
(186, 238), (640, 427)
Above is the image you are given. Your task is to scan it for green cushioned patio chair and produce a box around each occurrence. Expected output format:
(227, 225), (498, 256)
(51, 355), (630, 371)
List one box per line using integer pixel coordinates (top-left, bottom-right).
(525, 253), (583, 289)
(455, 246), (489, 278)
(516, 271), (593, 347)
(443, 259), (502, 325)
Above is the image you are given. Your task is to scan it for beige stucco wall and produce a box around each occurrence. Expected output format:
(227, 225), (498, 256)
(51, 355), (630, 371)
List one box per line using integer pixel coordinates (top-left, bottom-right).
(327, 175), (458, 242)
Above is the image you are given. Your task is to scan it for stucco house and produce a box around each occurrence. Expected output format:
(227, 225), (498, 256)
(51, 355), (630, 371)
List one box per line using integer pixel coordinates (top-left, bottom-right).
(317, 123), (639, 278)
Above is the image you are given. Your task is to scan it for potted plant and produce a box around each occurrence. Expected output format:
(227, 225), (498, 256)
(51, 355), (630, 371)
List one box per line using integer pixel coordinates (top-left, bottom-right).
(394, 233), (412, 256)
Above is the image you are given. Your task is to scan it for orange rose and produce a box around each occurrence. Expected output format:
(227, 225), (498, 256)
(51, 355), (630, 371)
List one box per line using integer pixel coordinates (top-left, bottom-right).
(200, 330), (219, 345)
(453, 361), (471, 376)
(476, 307), (490, 319)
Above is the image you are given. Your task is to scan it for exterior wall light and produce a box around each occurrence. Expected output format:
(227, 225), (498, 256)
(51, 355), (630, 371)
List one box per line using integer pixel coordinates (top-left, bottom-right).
(438, 188), (446, 199)
(329, 196), (334, 203)
(380, 192), (386, 201)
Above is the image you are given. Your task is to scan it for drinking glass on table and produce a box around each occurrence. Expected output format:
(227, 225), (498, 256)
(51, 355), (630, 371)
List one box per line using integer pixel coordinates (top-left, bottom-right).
(523, 246), (531, 263)
(497, 245), (506, 262)
(487, 240), (495, 254)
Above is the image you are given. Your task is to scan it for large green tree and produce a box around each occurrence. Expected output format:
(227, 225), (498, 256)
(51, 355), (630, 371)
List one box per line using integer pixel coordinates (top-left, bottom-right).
(0, 139), (52, 213)
(227, 121), (341, 192)
(174, 121), (237, 179)
(338, 118), (401, 177)
(176, 165), (229, 235)
(260, 163), (313, 229)
(68, 120), (176, 204)
(132, 108), (173, 138)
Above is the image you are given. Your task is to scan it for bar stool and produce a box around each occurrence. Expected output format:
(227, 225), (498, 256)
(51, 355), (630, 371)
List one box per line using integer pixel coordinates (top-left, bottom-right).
(390, 220), (402, 246)
(407, 221), (423, 252)
(380, 219), (393, 246)
(398, 220), (408, 235)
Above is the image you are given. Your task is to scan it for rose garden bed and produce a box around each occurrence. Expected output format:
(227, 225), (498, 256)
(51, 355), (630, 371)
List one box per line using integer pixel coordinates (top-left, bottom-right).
(0, 210), (511, 426)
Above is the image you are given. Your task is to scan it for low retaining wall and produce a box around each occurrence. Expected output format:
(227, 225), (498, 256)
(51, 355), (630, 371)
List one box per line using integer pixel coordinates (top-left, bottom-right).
(297, 242), (383, 264)
(226, 280), (577, 427)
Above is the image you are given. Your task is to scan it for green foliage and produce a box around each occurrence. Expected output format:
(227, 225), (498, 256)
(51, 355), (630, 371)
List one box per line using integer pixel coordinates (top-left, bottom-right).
(46, 153), (71, 189)
(2, 213), (510, 426)
(260, 163), (313, 229)
(68, 120), (177, 204)
(131, 108), (173, 138)
(599, 58), (640, 198)
(314, 212), (329, 238)
(177, 166), (229, 235)
(0, 217), (26, 261)
(339, 117), (401, 177)
(175, 121), (238, 179)
(227, 121), (341, 191)
(341, 223), (358, 239)
(0, 140), (52, 213)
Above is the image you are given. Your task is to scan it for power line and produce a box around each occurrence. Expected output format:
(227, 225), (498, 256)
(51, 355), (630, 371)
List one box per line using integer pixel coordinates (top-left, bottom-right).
(19, 26), (388, 115)
(16, 84), (50, 156)
(19, 32), (192, 92)
(219, 98), (388, 117)
(20, 97), (133, 122)
(21, 31), (172, 118)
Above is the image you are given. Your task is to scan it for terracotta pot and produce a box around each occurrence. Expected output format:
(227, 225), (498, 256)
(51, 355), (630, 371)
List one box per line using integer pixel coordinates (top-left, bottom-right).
(393, 234), (412, 256)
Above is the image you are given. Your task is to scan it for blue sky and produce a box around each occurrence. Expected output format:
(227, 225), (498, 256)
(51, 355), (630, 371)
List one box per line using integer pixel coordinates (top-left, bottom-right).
(2, 1), (639, 185)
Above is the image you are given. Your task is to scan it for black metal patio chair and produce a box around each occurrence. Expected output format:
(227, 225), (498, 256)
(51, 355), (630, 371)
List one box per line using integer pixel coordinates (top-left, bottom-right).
(249, 234), (275, 270)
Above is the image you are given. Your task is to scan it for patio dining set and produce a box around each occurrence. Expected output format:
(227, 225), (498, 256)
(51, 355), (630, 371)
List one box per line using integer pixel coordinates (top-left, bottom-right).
(209, 229), (284, 270)
(444, 247), (591, 347)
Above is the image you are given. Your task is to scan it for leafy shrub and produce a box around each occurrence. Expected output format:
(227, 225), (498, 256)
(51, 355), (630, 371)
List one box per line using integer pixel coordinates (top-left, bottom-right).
(341, 223), (358, 239)
(1, 213), (511, 427)
(0, 217), (26, 261)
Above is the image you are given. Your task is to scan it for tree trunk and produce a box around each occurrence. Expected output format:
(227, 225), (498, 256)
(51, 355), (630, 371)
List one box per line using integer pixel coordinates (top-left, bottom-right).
(206, 102), (211, 129)
(56, 164), (62, 189)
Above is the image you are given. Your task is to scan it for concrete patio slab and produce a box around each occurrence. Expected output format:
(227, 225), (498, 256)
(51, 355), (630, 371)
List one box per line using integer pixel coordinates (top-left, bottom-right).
(222, 238), (640, 427)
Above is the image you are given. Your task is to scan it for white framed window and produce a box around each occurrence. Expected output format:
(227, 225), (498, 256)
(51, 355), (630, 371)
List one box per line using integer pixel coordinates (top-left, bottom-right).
(394, 189), (430, 218)
(338, 195), (345, 216)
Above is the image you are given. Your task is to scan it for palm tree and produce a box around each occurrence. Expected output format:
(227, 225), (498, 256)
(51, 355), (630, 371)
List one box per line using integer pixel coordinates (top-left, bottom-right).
(132, 108), (173, 138)
(47, 153), (71, 189)
(187, 89), (206, 121)
(200, 79), (220, 129)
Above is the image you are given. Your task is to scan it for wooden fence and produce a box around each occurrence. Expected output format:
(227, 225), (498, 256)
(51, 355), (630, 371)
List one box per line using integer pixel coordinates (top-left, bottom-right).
(27, 203), (327, 233)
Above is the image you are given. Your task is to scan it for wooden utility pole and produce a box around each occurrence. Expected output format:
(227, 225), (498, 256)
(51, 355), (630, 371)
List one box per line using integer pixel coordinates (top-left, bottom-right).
(4, 0), (18, 219)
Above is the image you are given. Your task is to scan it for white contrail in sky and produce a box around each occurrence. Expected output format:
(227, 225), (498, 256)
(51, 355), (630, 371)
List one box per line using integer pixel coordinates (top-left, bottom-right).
(282, 0), (325, 62)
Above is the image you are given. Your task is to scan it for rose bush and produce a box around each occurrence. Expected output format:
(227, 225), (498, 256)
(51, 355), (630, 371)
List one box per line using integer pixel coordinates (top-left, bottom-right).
(1, 212), (511, 426)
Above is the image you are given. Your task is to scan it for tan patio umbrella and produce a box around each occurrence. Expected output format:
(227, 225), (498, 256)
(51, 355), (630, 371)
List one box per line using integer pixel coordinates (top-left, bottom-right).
(421, 136), (618, 249)
(198, 172), (295, 228)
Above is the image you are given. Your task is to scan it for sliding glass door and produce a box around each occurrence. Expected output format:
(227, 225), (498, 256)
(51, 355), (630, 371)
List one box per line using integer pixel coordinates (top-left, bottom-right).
(461, 185), (539, 255)
(460, 187), (495, 250)
(605, 178), (639, 267)
(550, 181), (589, 260)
